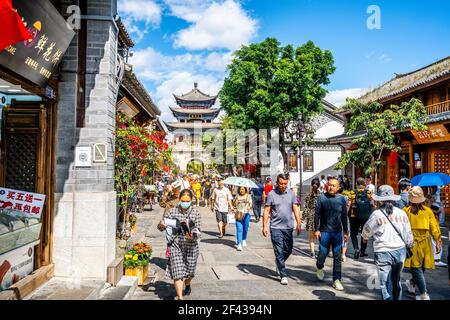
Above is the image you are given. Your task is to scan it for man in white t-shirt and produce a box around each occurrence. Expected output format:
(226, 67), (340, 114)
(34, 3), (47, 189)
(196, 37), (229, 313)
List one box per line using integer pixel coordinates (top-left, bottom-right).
(211, 179), (234, 238)
(181, 175), (191, 190)
(365, 175), (376, 194)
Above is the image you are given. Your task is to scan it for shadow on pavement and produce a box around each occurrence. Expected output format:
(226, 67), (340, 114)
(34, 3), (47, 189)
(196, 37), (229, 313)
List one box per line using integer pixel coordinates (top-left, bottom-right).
(236, 264), (279, 281)
(311, 289), (352, 300)
(151, 257), (168, 270)
(202, 230), (221, 237)
(201, 238), (236, 248)
(150, 281), (176, 300)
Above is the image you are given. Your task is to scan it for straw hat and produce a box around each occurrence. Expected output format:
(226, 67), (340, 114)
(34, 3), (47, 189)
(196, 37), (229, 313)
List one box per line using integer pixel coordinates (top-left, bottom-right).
(408, 186), (426, 204)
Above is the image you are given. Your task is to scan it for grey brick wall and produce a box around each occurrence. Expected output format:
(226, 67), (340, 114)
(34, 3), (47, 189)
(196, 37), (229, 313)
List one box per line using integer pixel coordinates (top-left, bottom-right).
(56, 0), (117, 193)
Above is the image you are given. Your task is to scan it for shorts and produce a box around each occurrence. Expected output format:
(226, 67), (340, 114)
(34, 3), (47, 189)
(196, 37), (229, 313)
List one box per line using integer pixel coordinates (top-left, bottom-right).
(215, 211), (228, 223)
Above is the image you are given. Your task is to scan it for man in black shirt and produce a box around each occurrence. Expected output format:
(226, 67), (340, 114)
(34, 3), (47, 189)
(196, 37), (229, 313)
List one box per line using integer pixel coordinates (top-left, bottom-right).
(314, 178), (349, 291)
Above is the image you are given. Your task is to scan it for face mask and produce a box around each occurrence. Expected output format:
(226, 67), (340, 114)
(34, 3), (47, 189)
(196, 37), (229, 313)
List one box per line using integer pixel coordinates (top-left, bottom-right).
(180, 201), (191, 209)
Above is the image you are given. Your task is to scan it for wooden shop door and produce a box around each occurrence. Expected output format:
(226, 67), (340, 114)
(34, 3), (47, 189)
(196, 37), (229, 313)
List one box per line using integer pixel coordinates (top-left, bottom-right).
(430, 149), (450, 214)
(0, 102), (53, 268)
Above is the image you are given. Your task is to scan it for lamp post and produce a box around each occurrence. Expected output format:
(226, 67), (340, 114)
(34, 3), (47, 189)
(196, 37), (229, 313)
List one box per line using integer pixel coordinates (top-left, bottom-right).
(287, 117), (305, 204)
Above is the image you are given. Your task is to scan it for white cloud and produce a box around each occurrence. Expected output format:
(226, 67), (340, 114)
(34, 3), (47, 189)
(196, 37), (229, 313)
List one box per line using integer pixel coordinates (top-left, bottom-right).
(164, 0), (213, 22)
(155, 72), (223, 122)
(129, 47), (225, 122)
(325, 88), (371, 107)
(173, 0), (258, 50)
(118, 0), (162, 42)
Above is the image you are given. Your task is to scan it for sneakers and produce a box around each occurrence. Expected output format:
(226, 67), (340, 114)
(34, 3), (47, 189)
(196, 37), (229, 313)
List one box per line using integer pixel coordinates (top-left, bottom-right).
(184, 285), (192, 296)
(316, 268), (325, 281)
(405, 279), (416, 294)
(435, 260), (448, 267)
(280, 277), (289, 285)
(416, 294), (430, 300)
(341, 255), (347, 262)
(360, 252), (369, 257)
(237, 244), (243, 251)
(353, 249), (360, 260)
(242, 240), (247, 247)
(310, 251), (316, 259)
(332, 279), (344, 291)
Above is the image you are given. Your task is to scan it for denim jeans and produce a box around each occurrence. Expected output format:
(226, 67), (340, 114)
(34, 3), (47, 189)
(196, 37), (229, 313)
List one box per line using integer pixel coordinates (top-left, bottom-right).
(236, 213), (251, 245)
(252, 197), (262, 220)
(270, 228), (293, 278)
(374, 247), (406, 300)
(316, 231), (343, 281)
(411, 267), (427, 295)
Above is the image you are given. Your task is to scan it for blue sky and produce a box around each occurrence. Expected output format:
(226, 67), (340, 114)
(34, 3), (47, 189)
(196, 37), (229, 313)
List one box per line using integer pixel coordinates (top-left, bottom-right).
(118, 0), (450, 121)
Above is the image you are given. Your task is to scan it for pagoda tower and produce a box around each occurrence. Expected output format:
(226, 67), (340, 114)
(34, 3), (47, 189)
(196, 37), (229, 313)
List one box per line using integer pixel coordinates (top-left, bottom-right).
(166, 83), (222, 173)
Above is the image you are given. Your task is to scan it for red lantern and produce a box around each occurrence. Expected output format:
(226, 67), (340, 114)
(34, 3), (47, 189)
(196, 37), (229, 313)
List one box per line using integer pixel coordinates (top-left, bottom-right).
(164, 165), (169, 173)
(0, 0), (32, 51)
(388, 150), (399, 166)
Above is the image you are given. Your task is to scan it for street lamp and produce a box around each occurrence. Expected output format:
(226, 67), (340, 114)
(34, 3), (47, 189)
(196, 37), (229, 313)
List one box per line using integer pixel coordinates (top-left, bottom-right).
(287, 117), (305, 204)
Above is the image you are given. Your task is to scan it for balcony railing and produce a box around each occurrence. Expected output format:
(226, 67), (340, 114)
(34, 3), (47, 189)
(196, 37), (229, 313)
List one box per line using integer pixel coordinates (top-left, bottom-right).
(426, 100), (450, 115)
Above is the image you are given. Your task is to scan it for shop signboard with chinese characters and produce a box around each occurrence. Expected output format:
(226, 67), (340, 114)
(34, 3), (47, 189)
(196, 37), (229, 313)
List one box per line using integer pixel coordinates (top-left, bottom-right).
(0, 188), (46, 219)
(0, 0), (76, 87)
(411, 124), (450, 144)
(0, 241), (38, 291)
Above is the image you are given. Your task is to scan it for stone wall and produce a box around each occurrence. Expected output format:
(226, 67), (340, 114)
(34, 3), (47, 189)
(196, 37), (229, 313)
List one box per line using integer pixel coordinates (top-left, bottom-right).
(53, 0), (117, 280)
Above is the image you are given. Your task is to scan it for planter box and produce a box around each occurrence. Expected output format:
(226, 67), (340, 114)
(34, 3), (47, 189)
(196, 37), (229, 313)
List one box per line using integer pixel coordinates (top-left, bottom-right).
(124, 265), (148, 286)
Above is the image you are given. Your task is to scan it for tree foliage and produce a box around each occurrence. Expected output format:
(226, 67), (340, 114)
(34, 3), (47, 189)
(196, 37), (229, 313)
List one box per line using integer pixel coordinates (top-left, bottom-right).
(219, 37), (335, 168)
(335, 97), (428, 179)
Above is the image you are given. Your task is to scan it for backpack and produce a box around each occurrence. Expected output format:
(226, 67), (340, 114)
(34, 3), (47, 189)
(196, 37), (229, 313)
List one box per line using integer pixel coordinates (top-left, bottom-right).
(354, 189), (372, 220)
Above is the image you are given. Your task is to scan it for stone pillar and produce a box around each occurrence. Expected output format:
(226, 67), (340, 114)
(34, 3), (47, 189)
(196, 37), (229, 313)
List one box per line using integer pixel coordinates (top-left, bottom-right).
(53, 0), (117, 280)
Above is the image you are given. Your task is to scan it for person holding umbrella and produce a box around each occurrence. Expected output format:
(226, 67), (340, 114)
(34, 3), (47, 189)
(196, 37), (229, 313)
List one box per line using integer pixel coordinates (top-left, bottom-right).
(233, 186), (253, 251)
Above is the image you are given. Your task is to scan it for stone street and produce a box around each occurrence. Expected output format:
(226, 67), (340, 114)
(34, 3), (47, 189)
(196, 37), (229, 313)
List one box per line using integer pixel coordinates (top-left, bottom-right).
(130, 205), (450, 300)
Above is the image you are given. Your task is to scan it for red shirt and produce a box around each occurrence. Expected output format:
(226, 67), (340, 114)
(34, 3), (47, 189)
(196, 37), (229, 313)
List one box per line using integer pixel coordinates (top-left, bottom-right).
(264, 183), (273, 196)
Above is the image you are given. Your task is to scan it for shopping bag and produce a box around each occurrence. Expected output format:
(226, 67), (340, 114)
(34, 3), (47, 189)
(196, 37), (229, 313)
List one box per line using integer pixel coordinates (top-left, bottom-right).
(227, 213), (236, 224)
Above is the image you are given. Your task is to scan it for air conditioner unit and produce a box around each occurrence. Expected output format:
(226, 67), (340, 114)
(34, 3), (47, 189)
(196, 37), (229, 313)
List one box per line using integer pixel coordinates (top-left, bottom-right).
(0, 94), (6, 107)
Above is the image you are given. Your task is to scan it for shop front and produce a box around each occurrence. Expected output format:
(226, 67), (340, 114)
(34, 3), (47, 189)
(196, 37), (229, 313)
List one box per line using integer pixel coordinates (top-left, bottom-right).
(0, 0), (74, 298)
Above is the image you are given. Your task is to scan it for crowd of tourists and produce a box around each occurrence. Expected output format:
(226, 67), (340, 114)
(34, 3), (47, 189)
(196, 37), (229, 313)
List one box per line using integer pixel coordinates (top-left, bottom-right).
(150, 171), (448, 301)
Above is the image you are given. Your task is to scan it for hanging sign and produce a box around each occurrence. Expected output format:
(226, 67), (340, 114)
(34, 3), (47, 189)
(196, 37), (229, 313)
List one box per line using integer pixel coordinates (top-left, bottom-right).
(0, 0), (76, 87)
(411, 124), (450, 144)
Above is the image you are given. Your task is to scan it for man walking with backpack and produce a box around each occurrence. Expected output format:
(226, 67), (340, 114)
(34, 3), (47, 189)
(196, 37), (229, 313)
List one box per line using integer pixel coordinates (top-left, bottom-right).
(349, 177), (373, 259)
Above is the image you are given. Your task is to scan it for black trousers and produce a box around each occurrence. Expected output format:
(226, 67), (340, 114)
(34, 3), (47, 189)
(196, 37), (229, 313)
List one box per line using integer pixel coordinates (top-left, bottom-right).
(350, 217), (368, 253)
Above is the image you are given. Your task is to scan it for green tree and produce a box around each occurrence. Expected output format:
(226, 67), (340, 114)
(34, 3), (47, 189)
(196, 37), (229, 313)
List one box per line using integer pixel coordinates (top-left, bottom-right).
(219, 38), (335, 169)
(335, 98), (428, 186)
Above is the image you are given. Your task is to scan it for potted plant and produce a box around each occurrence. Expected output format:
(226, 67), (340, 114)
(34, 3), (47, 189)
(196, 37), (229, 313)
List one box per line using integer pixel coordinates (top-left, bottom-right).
(124, 242), (152, 285)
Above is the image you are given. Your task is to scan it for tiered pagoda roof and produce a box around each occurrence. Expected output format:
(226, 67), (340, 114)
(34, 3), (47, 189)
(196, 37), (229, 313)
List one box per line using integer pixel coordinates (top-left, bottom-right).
(166, 83), (222, 133)
(173, 82), (218, 107)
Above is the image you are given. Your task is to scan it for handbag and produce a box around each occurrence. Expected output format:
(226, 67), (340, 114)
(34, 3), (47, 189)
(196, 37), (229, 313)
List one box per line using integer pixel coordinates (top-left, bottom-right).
(227, 213), (236, 224)
(235, 211), (244, 221)
(380, 209), (413, 259)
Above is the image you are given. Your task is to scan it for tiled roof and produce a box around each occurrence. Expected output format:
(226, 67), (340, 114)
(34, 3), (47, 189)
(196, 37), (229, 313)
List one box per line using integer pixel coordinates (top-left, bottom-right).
(116, 17), (135, 48)
(169, 107), (221, 115)
(358, 56), (450, 104)
(164, 121), (222, 131)
(122, 69), (161, 117)
(173, 83), (217, 102)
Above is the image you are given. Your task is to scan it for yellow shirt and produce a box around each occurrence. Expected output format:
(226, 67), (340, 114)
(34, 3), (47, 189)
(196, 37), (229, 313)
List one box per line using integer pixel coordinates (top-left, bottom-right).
(403, 206), (441, 269)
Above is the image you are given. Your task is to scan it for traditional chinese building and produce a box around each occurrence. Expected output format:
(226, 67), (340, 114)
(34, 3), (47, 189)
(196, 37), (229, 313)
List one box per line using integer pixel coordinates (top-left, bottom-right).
(329, 56), (450, 213)
(165, 83), (221, 173)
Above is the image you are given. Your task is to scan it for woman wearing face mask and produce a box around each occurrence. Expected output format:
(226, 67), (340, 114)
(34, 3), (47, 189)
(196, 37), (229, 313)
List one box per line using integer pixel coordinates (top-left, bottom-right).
(158, 189), (201, 300)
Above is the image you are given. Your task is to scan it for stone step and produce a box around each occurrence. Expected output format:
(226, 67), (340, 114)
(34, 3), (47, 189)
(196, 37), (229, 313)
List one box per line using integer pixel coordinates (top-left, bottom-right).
(98, 276), (138, 300)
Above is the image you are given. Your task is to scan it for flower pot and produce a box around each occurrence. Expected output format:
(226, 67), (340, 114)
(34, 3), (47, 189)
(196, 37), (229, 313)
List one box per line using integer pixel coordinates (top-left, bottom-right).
(124, 265), (148, 286)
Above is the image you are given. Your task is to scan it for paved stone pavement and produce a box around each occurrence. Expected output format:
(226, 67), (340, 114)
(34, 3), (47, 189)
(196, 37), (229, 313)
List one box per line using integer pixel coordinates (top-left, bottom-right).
(131, 205), (450, 300)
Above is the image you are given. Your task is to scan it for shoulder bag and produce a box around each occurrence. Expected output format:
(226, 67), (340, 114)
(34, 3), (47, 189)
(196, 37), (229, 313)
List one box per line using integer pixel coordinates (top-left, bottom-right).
(380, 209), (413, 259)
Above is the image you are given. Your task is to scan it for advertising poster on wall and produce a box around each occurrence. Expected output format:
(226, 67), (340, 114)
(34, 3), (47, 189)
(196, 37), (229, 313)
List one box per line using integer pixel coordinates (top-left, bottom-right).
(0, 241), (38, 291)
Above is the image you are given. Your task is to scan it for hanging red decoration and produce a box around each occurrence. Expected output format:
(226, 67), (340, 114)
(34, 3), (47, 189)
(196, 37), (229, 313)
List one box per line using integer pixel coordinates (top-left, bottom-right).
(0, 0), (32, 51)
(388, 150), (399, 166)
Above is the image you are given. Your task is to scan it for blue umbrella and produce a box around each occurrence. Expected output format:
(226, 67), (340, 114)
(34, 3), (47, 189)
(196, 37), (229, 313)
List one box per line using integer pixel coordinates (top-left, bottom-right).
(410, 172), (450, 187)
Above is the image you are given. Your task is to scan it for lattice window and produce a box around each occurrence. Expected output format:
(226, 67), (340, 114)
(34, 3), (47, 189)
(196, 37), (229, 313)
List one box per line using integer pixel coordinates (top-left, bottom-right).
(5, 133), (38, 193)
(434, 153), (450, 209)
